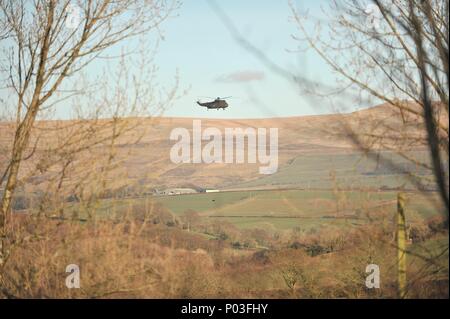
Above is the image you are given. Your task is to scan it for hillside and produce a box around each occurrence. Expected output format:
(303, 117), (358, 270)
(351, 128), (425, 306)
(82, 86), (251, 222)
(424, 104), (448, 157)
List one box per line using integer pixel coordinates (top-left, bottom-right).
(0, 103), (438, 194)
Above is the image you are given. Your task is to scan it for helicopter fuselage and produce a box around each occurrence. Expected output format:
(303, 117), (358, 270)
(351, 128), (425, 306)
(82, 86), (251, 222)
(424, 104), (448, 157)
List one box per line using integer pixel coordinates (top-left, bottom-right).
(197, 99), (228, 110)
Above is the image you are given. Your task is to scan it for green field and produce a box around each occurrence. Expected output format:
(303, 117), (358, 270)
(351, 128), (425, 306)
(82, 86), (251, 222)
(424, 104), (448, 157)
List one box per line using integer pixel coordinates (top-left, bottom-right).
(153, 189), (442, 230)
(64, 186), (443, 232)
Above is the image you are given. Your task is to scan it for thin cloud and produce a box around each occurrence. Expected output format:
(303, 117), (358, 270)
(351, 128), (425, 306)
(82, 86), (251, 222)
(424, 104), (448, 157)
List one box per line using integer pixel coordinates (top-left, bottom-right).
(216, 70), (265, 83)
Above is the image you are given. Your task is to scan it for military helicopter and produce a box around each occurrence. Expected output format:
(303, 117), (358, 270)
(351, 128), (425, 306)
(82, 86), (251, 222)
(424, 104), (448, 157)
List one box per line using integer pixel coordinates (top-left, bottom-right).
(196, 96), (231, 110)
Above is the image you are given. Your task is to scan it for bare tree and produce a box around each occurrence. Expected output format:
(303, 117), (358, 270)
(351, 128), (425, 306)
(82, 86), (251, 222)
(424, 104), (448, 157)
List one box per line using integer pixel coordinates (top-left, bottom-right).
(0, 0), (179, 271)
(208, 0), (449, 297)
(288, 0), (448, 217)
(210, 0), (448, 218)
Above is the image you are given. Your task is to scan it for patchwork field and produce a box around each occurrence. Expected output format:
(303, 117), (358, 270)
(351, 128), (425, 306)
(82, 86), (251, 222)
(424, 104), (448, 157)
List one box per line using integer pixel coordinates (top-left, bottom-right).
(157, 189), (442, 229)
(84, 188), (444, 232)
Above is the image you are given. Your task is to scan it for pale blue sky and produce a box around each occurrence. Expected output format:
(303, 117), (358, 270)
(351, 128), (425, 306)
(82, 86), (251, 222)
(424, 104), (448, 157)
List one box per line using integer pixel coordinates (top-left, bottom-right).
(153, 0), (345, 118)
(2, 0), (373, 120)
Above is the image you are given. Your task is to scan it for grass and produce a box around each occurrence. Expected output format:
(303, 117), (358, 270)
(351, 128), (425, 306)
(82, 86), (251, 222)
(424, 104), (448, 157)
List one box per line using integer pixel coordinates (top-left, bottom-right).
(230, 150), (433, 190)
(62, 187), (443, 232)
(153, 189), (442, 230)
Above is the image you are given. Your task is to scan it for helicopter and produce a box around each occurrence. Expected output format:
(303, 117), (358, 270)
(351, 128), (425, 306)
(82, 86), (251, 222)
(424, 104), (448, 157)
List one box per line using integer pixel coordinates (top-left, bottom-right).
(196, 96), (231, 110)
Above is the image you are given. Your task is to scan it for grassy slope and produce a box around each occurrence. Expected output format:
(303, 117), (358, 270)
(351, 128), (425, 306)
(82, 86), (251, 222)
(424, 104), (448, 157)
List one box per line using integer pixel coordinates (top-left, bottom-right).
(229, 150), (433, 190)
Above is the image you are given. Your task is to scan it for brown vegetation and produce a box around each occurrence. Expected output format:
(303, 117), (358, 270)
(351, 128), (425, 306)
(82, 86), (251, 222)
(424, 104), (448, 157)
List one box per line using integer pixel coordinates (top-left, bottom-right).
(0, 206), (447, 298)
